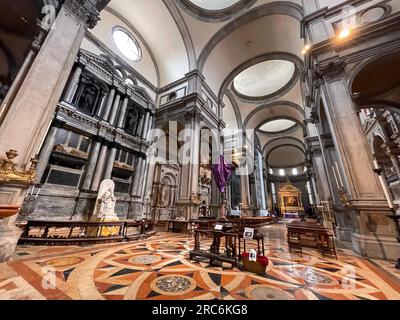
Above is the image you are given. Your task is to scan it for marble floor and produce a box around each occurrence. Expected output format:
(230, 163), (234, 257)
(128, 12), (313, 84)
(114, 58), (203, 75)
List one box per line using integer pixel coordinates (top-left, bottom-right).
(1, 232), (400, 300)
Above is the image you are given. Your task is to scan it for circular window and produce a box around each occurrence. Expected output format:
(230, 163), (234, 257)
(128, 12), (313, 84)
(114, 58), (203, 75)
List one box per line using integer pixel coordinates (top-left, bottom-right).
(360, 6), (386, 24)
(112, 27), (141, 61)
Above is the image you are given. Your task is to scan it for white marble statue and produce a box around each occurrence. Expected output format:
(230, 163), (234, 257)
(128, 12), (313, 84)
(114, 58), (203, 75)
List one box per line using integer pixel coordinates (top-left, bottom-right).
(93, 179), (118, 221)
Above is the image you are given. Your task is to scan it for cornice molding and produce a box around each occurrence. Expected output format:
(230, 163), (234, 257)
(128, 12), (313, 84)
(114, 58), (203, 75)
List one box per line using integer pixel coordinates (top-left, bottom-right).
(63, 0), (100, 29)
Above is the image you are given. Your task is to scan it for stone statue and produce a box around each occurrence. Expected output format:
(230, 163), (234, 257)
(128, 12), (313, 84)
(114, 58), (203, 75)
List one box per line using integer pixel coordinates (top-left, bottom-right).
(80, 85), (96, 112)
(93, 179), (118, 221)
(90, 179), (120, 237)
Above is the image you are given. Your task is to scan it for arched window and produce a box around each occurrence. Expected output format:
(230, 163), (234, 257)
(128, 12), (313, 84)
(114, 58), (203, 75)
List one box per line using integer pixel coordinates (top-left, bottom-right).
(306, 181), (314, 205)
(125, 78), (136, 87)
(271, 183), (277, 204)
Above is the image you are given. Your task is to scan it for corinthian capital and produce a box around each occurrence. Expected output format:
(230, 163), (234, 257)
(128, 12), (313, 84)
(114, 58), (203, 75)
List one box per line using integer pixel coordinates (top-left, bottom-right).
(315, 57), (346, 80)
(63, 0), (101, 29)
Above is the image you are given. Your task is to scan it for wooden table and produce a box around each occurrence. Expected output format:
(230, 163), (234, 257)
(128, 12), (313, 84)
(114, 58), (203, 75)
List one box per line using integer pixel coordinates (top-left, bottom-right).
(190, 229), (239, 267)
(190, 219), (216, 229)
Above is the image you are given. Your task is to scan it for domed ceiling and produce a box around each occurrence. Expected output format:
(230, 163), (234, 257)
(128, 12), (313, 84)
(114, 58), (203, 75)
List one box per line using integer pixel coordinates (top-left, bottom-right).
(259, 119), (296, 133)
(188, 0), (241, 10)
(233, 60), (296, 98)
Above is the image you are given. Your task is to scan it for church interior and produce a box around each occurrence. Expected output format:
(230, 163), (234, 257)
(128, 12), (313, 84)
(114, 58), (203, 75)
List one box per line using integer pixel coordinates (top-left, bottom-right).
(1, 0), (400, 301)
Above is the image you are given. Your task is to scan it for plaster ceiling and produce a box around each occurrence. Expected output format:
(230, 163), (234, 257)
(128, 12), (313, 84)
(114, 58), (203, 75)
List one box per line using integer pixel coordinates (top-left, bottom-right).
(188, 0), (241, 10)
(202, 14), (304, 96)
(267, 145), (305, 167)
(233, 60), (295, 97)
(259, 119), (296, 132)
(91, 0), (307, 164)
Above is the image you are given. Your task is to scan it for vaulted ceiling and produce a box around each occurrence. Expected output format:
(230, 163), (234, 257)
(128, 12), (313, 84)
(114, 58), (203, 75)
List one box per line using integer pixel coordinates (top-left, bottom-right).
(86, 0), (310, 168)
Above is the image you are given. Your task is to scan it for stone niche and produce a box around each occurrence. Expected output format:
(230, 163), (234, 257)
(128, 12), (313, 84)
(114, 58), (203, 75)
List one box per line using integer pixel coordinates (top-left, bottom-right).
(151, 162), (180, 220)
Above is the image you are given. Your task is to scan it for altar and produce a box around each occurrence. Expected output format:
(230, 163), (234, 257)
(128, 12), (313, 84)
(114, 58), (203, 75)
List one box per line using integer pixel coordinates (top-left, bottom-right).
(278, 184), (304, 218)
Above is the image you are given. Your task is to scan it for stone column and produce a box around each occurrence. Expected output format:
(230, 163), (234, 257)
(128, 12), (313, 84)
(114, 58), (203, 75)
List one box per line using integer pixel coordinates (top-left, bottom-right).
(141, 111), (151, 139)
(95, 90), (108, 118)
(136, 113), (145, 137)
(263, 169), (269, 210)
(311, 146), (331, 203)
(101, 88), (116, 121)
(0, 31), (46, 125)
(210, 173), (221, 218)
(35, 123), (62, 182)
(318, 59), (399, 259)
(0, 0), (101, 169)
(103, 146), (118, 180)
(240, 171), (252, 216)
(63, 64), (83, 103)
(91, 143), (108, 191)
(389, 153), (400, 179)
(0, 0), (102, 262)
(81, 137), (102, 190)
(177, 109), (201, 219)
(146, 115), (154, 141)
(138, 160), (149, 199)
(131, 157), (144, 197)
(107, 93), (121, 125)
(117, 95), (129, 128)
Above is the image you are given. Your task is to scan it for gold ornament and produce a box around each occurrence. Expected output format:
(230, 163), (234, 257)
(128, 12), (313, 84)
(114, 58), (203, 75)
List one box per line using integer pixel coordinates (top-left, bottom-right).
(0, 150), (37, 184)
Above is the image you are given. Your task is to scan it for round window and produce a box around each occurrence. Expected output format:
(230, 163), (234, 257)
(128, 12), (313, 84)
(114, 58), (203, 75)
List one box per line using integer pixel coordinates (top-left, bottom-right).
(112, 27), (141, 61)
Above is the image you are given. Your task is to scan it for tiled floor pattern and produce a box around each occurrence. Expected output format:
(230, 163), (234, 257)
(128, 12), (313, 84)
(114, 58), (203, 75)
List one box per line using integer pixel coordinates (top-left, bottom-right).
(1, 233), (400, 300)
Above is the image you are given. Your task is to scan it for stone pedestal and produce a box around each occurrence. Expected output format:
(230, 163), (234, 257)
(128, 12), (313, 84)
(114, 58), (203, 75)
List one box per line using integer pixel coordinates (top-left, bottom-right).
(0, 224), (23, 262)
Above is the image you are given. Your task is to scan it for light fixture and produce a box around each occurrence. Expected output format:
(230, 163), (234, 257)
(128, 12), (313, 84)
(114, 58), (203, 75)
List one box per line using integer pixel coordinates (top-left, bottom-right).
(338, 28), (351, 40)
(302, 44), (311, 55)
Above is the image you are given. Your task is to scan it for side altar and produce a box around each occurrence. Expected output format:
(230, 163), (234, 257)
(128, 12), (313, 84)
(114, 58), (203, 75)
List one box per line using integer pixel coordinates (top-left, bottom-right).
(278, 184), (304, 219)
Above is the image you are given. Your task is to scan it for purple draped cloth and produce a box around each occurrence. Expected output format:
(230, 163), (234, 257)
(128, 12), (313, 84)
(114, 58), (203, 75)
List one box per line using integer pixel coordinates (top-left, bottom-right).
(211, 155), (234, 193)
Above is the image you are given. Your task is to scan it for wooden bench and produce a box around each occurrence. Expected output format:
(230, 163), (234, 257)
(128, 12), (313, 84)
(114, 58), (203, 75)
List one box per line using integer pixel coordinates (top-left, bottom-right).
(286, 221), (337, 259)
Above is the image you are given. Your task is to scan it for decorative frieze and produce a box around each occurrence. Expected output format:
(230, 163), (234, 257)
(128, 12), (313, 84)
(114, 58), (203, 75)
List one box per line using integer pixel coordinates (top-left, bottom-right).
(63, 0), (101, 29)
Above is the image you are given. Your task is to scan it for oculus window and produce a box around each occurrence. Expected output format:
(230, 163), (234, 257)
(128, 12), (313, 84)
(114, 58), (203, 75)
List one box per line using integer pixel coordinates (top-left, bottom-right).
(112, 27), (141, 62)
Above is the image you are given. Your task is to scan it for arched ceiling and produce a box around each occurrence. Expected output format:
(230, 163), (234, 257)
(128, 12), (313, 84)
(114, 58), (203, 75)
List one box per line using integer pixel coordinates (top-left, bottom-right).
(92, 0), (307, 168)
(259, 119), (297, 133)
(107, 0), (189, 87)
(267, 145), (305, 167)
(189, 0), (241, 10)
(203, 14), (304, 96)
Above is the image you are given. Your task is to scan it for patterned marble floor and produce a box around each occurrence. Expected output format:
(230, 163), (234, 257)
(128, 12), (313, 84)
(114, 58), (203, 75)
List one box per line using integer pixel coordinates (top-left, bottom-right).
(1, 232), (400, 300)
